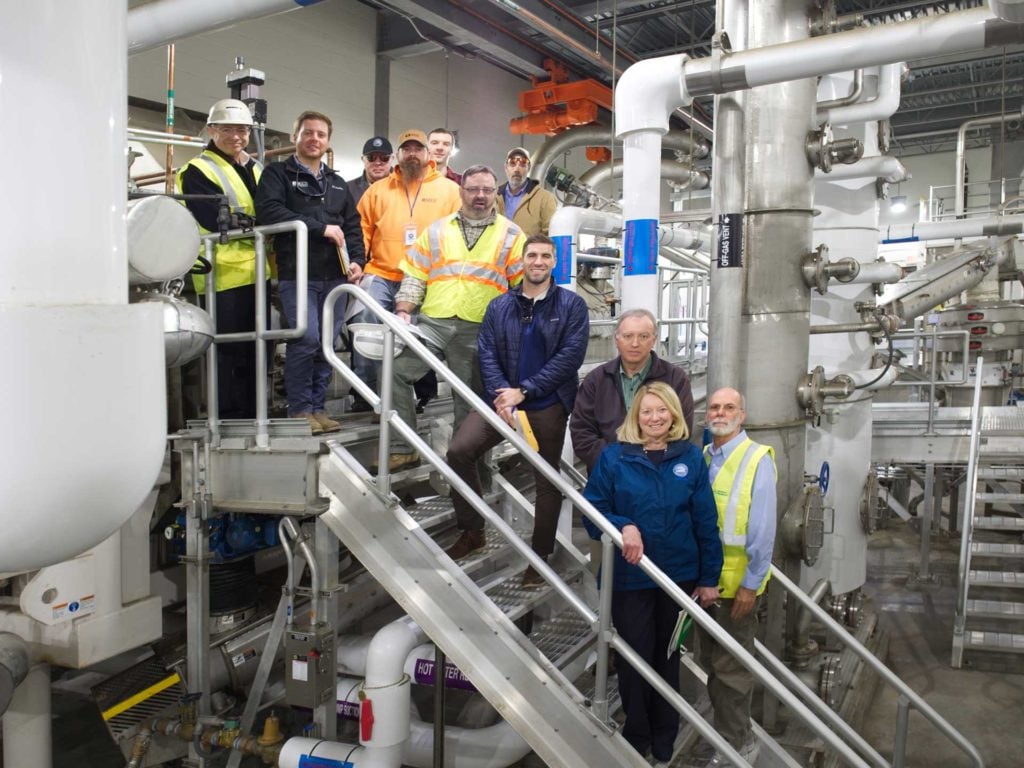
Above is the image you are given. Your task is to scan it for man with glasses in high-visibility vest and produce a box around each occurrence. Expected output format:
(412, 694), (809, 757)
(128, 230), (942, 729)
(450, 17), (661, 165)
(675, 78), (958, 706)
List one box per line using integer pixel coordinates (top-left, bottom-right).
(177, 98), (264, 419)
(691, 387), (777, 768)
(384, 164), (525, 473)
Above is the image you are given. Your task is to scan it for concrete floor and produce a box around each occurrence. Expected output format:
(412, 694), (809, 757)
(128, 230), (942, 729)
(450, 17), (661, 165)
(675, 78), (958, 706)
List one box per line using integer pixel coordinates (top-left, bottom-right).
(860, 520), (1024, 768)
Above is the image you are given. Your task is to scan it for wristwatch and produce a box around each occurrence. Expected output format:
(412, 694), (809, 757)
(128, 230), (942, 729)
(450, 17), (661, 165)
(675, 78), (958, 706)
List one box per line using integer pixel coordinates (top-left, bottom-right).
(519, 386), (529, 400)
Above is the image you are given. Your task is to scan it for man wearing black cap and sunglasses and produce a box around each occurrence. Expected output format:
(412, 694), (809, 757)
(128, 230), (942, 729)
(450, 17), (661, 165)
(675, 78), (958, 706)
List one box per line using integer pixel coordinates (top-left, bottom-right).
(347, 135), (393, 206)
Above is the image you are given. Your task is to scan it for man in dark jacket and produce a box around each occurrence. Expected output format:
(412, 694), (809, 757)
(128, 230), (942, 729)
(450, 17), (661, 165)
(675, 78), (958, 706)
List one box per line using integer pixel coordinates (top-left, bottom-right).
(444, 234), (589, 577)
(255, 110), (365, 435)
(571, 309), (694, 472)
(346, 135), (393, 206)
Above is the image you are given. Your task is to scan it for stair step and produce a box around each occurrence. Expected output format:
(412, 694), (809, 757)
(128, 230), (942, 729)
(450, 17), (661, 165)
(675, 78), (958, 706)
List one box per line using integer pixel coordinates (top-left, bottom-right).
(529, 612), (595, 668)
(966, 599), (1024, 620)
(973, 515), (1024, 531)
(972, 542), (1024, 559)
(969, 570), (1024, 588)
(976, 492), (1024, 504)
(977, 467), (1024, 480)
(964, 630), (1024, 653)
(407, 496), (456, 529)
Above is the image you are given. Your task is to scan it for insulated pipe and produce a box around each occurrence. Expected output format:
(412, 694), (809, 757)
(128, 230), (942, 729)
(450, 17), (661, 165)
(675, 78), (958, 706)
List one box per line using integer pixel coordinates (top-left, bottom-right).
(548, 207), (623, 289)
(2, 665), (50, 768)
(814, 154), (908, 183)
(880, 216), (1024, 241)
(0, 634), (29, 717)
(127, 0), (323, 54)
(530, 126), (709, 186)
(577, 159), (710, 190)
(681, 8), (1022, 100)
(360, 619), (423, 762)
(842, 261), (903, 285)
(2, 0), (166, 572)
(954, 110), (1024, 219)
(817, 64), (904, 126)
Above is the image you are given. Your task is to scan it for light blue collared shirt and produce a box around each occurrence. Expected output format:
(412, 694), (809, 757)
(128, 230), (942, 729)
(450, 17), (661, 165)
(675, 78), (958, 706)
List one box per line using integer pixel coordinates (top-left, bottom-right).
(706, 430), (777, 590)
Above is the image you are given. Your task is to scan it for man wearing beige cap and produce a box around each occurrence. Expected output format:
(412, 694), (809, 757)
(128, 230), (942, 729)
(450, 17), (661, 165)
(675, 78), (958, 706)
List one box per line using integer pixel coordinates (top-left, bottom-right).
(496, 147), (557, 236)
(355, 129), (460, 400)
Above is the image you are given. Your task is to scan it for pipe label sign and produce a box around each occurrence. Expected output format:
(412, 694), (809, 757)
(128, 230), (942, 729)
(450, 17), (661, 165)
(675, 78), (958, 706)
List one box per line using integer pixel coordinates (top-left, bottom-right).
(717, 213), (743, 269)
(624, 219), (658, 275)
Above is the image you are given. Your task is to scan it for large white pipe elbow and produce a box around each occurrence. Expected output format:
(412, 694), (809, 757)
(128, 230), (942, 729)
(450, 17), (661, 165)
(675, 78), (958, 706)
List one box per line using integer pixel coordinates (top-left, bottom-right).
(616, 55), (691, 136)
(818, 64), (904, 126)
(816, 154), (908, 183)
(128, 0), (322, 54)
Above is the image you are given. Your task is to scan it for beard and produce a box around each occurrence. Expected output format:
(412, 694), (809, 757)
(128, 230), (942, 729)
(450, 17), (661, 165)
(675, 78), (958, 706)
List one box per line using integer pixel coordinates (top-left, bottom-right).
(399, 157), (424, 180)
(708, 415), (742, 437)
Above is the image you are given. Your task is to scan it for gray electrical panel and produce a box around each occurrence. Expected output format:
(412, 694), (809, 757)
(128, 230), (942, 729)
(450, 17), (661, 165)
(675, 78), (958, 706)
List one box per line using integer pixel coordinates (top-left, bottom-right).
(284, 623), (336, 707)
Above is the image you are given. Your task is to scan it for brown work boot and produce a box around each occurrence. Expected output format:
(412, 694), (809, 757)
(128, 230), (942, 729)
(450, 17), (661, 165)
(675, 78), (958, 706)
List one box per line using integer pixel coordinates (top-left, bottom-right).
(444, 529), (486, 560)
(296, 413), (324, 435)
(387, 451), (419, 472)
(521, 564), (546, 587)
(312, 412), (342, 433)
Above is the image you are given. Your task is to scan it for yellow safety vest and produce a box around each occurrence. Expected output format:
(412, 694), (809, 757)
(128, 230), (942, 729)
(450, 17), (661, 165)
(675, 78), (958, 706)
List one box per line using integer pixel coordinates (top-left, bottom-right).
(403, 214), (524, 323)
(176, 150), (262, 293)
(704, 438), (776, 598)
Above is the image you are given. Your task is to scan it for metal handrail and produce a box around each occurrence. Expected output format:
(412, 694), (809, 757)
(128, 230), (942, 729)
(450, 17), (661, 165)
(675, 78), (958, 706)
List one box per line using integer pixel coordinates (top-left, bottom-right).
(200, 220), (309, 448)
(321, 284), (877, 768)
(952, 355), (987, 671)
(771, 568), (983, 767)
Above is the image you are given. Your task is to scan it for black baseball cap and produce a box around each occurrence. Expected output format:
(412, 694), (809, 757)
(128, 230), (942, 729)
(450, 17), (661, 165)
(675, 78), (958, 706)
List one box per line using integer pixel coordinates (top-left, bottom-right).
(362, 136), (393, 156)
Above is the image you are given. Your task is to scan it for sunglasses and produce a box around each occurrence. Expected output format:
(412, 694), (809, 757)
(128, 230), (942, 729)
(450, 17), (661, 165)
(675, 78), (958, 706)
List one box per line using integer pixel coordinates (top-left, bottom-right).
(366, 153), (390, 162)
(507, 157), (529, 167)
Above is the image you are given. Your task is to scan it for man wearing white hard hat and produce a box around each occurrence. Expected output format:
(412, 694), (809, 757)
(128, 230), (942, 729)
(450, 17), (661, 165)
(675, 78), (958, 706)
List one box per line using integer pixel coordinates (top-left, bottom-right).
(177, 98), (265, 419)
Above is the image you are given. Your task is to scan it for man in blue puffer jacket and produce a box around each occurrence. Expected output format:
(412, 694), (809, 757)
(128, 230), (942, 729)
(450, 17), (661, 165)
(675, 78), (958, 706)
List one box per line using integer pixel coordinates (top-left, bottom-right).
(444, 234), (589, 580)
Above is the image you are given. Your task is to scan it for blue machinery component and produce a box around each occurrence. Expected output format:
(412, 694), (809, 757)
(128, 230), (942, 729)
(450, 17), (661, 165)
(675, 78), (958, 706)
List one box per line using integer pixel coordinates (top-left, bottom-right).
(165, 513), (280, 563)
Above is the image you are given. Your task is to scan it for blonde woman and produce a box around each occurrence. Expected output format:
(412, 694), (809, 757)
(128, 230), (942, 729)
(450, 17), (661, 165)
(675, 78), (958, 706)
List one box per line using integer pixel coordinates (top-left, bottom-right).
(583, 381), (722, 764)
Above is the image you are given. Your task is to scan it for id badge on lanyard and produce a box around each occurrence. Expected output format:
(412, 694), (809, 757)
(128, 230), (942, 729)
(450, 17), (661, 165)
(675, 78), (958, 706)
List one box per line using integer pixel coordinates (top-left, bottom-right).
(404, 223), (417, 246)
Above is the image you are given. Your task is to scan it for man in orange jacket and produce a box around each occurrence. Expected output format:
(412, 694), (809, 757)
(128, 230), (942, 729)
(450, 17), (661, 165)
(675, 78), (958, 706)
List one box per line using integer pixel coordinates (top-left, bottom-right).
(355, 129), (460, 402)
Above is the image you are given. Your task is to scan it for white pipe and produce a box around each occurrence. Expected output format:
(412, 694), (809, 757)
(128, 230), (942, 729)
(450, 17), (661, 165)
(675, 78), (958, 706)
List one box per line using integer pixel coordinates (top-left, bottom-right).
(550, 208), (624, 291)
(880, 216), (1024, 241)
(531, 126), (708, 184)
(660, 226), (712, 253)
(682, 8), (1015, 98)
(127, 0), (321, 54)
(621, 131), (664, 311)
(815, 154), (908, 183)
(1, 1), (166, 573)
(2, 665), (51, 768)
(817, 64), (904, 126)
(577, 159), (710, 190)
(360, 619), (422, 757)
(954, 111), (1024, 219)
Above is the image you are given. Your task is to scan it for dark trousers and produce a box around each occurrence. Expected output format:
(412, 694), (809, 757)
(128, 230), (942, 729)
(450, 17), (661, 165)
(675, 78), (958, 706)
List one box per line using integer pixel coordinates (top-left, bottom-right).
(447, 402), (567, 557)
(696, 596), (759, 748)
(204, 282), (270, 419)
(611, 581), (695, 761)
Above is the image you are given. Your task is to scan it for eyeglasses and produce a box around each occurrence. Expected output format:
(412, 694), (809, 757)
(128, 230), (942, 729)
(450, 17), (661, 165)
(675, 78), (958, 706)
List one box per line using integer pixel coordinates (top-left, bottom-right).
(464, 187), (497, 195)
(618, 333), (654, 344)
(213, 126), (251, 136)
(366, 153), (390, 162)
(506, 157), (529, 167)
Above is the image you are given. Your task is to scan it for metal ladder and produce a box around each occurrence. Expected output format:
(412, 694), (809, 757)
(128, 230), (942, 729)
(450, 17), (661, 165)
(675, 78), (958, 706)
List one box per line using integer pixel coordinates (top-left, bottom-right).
(953, 361), (1024, 666)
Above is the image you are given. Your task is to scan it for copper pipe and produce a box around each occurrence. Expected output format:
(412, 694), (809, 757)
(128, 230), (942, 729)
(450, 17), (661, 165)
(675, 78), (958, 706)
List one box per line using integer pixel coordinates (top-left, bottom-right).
(133, 144), (301, 187)
(164, 44), (175, 193)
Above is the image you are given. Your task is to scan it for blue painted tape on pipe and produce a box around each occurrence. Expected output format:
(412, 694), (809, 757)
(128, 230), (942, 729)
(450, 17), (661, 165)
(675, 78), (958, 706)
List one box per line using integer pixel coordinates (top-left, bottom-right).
(881, 237), (920, 243)
(293, 0), (324, 6)
(552, 235), (572, 285)
(299, 756), (352, 768)
(624, 219), (658, 275)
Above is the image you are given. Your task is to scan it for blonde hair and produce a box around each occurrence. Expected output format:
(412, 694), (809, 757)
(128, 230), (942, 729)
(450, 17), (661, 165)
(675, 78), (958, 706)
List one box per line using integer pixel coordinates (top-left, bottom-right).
(616, 382), (689, 444)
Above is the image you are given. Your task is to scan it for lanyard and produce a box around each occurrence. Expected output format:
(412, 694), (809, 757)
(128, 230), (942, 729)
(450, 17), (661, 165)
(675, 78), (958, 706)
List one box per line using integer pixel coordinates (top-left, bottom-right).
(403, 178), (423, 219)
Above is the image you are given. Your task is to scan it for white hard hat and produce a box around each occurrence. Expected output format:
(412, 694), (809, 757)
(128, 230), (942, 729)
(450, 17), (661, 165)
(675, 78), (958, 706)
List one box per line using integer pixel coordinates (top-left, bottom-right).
(207, 98), (254, 126)
(349, 323), (406, 361)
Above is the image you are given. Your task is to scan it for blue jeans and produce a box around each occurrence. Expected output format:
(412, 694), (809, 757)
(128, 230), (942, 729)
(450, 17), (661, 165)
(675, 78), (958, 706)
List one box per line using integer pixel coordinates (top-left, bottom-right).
(350, 274), (400, 391)
(279, 279), (347, 415)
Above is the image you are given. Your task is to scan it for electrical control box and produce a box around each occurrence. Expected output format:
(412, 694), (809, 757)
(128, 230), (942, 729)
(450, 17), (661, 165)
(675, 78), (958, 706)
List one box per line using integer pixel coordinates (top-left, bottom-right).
(285, 623), (336, 708)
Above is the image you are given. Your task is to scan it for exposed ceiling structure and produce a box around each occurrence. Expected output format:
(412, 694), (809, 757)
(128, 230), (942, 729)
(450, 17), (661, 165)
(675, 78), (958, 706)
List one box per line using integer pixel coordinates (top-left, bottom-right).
(365, 0), (1024, 157)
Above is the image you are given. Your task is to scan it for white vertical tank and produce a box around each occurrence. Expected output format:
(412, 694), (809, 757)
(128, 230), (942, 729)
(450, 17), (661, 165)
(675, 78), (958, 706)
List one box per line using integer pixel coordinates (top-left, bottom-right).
(0, 2), (166, 572)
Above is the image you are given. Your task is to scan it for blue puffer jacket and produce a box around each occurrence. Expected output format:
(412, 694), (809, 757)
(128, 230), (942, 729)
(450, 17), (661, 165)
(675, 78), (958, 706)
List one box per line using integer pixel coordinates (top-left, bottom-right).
(583, 440), (722, 591)
(477, 282), (590, 413)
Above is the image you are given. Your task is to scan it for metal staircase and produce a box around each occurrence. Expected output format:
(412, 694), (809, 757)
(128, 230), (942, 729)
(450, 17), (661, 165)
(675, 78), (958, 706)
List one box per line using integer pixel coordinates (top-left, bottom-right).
(952, 367), (1024, 666)
(317, 443), (649, 768)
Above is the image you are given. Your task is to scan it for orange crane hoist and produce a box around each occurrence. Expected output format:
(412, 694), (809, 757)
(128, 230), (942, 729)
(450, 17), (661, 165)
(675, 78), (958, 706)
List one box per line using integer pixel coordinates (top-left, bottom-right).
(509, 59), (612, 135)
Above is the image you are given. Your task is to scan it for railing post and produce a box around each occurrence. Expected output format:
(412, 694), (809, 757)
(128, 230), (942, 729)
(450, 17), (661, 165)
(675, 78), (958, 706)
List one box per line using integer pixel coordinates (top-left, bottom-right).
(592, 536), (616, 723)
(893, 694), (911, 768)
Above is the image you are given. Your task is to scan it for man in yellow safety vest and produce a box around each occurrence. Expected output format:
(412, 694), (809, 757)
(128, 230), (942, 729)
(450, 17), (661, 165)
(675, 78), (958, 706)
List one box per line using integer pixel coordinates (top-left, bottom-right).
(384, 164), (525, 472)
(177, 98), (265, 419)
(692, 387), (777, 768)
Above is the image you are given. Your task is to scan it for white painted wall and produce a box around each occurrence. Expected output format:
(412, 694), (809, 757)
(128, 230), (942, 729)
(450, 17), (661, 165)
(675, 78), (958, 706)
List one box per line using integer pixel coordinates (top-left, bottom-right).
(126, 0), (530, 181)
